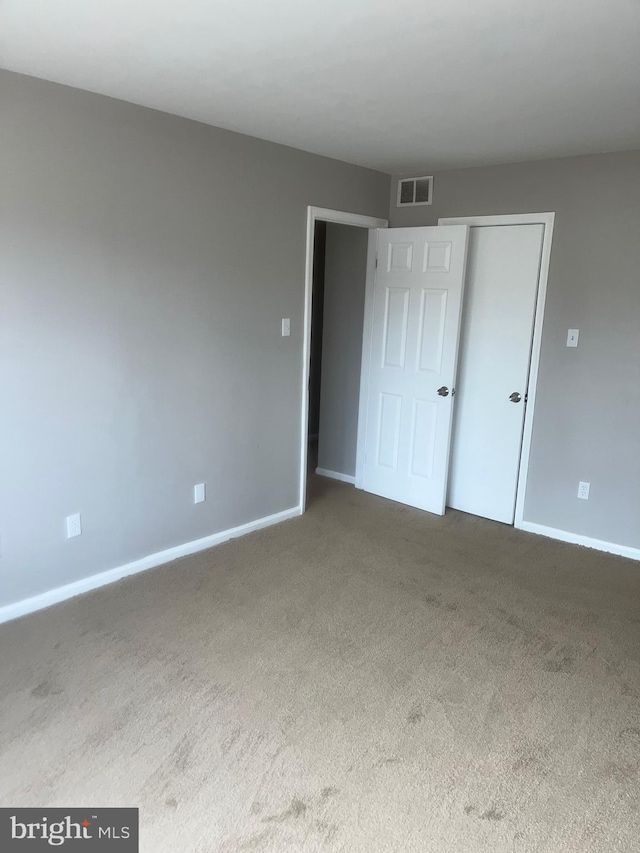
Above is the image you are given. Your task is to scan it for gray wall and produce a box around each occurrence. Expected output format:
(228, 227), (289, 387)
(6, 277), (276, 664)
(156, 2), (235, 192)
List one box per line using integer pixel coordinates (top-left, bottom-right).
(317, 223), (369, 477)
(0, 71), (390, 608)
(391, 151), (640, 550)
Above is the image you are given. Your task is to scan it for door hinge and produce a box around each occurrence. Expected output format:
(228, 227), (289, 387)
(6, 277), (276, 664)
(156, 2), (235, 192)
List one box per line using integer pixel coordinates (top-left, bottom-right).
(375, 255), (378, 269)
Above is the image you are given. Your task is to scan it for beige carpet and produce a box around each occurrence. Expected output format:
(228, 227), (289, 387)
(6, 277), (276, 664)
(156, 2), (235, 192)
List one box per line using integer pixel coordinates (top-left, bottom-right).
(1, 475), (640, 852)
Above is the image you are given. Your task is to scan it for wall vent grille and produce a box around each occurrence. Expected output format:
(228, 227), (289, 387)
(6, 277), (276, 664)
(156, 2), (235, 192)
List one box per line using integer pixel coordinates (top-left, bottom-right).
(397, 175), (433, 207)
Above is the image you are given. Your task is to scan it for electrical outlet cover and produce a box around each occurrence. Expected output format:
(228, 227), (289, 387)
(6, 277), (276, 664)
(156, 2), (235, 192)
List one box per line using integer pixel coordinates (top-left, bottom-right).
(66, 513), (82, 538)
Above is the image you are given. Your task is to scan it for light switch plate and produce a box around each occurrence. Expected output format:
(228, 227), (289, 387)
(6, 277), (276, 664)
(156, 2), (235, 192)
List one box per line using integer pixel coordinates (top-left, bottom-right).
(194, 483), (206, 504)
(567, 329), (579, 347)
(281, 318), (291, 337)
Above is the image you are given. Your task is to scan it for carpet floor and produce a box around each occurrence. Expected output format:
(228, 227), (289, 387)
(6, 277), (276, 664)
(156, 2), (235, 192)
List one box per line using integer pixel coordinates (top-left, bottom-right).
(1, 474), (639, 852)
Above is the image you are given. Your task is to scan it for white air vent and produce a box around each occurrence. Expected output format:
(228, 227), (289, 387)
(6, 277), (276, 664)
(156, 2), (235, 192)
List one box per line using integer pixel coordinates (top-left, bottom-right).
(397, 175), (433, 207)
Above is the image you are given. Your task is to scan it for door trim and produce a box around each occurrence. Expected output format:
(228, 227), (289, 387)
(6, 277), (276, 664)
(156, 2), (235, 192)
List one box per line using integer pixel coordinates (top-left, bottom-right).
(300, 207), (387, 511)
(354, 230), (379, 489)
(438, 212), (555, 530)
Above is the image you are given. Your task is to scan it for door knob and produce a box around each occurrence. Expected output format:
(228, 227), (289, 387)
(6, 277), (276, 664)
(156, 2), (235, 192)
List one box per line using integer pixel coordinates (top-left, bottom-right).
(437, 386), (450, 397)
(509, 392), (522, 403)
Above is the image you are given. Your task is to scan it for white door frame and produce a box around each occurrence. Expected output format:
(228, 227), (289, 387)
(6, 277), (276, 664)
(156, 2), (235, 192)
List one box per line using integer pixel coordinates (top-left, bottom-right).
(300, 207), (388, 511)
(354, 229), (380, 490)
(437, 212), (555, 529)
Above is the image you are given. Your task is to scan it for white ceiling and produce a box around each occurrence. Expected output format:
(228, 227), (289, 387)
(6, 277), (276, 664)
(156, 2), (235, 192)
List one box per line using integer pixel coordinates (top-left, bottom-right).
(2, 0), (640, 174)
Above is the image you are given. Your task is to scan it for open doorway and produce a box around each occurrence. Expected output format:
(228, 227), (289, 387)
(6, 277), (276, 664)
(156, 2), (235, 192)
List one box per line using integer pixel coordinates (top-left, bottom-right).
(300, 208), (388, 510)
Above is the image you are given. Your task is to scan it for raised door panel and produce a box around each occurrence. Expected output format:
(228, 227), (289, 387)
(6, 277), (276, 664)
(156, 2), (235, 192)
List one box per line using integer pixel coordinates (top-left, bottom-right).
(381, 288), (410, 369)
(409, 399), (438, 480)
(376, 393), (402, 470)
(417, 288), (448, 373)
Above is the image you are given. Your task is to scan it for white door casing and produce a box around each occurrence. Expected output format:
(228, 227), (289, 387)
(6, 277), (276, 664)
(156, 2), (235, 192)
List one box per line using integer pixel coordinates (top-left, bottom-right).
(360, 226), (469, 514)
(447, 224), (544, 523)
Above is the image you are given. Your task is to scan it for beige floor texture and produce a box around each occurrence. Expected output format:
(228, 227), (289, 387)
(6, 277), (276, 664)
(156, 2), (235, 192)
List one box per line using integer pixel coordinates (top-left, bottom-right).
(1, 474), (639, 852)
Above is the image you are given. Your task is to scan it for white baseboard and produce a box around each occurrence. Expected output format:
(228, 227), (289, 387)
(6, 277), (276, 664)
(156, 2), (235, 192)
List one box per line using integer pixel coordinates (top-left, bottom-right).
(315, 467), (356, 485)
(520, 521), (640, 562)
(0, 505), (302, 626)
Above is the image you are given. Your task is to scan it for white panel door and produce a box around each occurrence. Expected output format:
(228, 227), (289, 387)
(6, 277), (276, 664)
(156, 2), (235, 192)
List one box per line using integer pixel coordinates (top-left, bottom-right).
(362, 226), (469, 514)
(448, 224), (544, 523)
